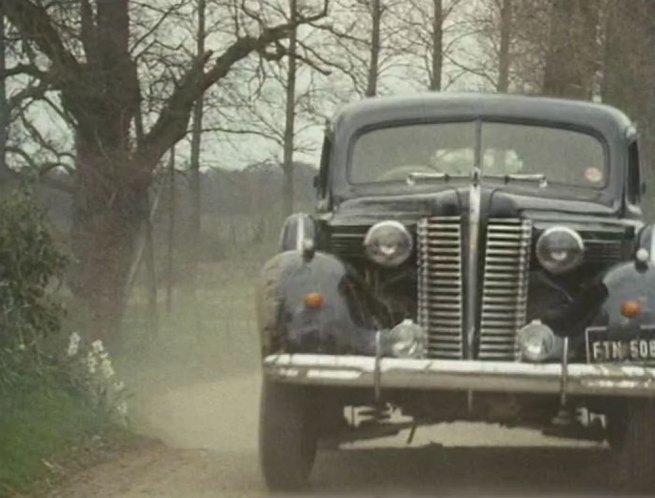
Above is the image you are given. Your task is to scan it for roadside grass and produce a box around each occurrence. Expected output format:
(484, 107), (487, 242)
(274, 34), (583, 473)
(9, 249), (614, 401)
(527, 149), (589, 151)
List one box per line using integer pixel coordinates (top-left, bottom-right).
(0, 373), (123, 496)
(0, 244), (275, 495)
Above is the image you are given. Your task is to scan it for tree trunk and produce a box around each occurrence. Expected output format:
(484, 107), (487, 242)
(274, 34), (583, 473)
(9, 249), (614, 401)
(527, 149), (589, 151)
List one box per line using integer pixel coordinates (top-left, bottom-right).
(543, 0), (600, 99)
(496, 0), (512, 93)
(166, 147), (176, 313)
(64, 0), (143, 341)
(189, 0), (206, 287)
(0, 9), (10, 185)
(429, 0), (443, 91)
(282, 0), (297, 216)
(602, 0), (655, 216)
(601, 0), (653, 117)
(144, 194), (158, 338)
(3, 0), (326, 342)
(365, 0), (382, 97)
(70, 140), (145, 341)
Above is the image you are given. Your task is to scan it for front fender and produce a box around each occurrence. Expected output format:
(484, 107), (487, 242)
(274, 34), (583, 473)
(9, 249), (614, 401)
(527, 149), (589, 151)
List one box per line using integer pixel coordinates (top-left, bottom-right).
(540, 260), (655, 359)
(278, 213), (316, 252)
(256, 250), (381, 357)
(594, 260), (655, 330)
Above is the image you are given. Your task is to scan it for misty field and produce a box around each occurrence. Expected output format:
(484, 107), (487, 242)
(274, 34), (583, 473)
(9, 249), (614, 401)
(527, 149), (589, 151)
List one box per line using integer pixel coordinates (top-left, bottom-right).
(119, 249), (267, 390)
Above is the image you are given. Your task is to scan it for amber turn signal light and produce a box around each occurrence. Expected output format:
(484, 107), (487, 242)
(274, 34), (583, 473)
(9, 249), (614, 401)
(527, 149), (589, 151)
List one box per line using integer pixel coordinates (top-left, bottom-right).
(304, 292), (324, 309)
(621, 300), (642, 318)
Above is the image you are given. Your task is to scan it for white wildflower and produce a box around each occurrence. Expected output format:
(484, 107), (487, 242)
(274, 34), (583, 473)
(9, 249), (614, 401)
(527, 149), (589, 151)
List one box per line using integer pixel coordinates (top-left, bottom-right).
(86, 351), (97, 374)
(116, 401), (128, 417)
(67, 332), (81, 357)
(17, 343), (26, 351)
(100, 357), (115, 379)
(91, 340), (104, 354)
(113, 380), (125, 392)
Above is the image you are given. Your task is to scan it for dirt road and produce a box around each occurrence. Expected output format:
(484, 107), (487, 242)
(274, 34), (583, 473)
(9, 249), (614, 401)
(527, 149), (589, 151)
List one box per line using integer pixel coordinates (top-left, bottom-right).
(49, 374), (623, 497)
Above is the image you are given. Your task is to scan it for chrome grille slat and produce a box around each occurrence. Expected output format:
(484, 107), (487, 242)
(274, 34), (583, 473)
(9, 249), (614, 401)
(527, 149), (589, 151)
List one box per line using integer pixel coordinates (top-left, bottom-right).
(478, 219), (532, 360)
(418, 216), (464, 359)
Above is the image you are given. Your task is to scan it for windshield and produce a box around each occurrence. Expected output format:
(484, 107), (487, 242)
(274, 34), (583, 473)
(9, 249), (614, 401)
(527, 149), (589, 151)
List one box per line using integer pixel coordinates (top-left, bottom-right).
(350, 121), (606, 188)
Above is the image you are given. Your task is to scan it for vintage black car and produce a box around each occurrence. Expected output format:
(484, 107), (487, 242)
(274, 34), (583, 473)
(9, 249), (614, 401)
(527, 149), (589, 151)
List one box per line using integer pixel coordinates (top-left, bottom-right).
(256, 93), (655, 491)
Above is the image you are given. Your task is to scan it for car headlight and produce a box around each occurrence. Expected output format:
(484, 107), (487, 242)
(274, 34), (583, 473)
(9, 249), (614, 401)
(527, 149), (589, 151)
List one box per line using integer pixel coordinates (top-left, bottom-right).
(536, 226), (584, 274)
(363, 221), (413, 267)
(517, 320), (563, 362)
(383, 319), (425, 358)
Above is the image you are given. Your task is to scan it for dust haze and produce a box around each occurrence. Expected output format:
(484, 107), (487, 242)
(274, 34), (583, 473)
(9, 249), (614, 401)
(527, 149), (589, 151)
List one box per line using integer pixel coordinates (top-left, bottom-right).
(47, 187), (622, 497)
(51, 254), (622, 498)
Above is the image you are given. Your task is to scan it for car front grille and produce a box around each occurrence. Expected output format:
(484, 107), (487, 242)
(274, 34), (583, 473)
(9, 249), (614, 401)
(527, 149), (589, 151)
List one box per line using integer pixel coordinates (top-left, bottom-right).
(330, 217), (624, 361)
(417, 216), (532, 360)
(417, 216), (464, 359)
(478, 219), (532, 360)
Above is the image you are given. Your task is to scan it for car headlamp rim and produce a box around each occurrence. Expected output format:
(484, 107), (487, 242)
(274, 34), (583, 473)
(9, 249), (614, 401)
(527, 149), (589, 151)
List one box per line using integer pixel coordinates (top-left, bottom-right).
(536, 226), (585, 274)
(384, 319), (426, 359)
(363, 220), (413, 267)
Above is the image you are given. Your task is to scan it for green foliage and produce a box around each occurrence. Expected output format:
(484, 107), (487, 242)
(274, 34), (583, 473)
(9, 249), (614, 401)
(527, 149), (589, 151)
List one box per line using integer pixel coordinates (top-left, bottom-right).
(0, 190), (68, 340)
(0, 189), (68, 383)
(0, 372), (115, 495)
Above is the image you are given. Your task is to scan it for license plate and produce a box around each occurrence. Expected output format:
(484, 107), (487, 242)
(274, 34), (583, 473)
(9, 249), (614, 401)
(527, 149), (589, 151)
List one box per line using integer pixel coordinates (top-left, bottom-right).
(586, 327), (655, 363)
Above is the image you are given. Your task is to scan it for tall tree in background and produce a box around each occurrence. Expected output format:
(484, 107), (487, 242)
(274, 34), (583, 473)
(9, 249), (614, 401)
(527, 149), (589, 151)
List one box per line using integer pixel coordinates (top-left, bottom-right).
(188, 0), (206, 289)
(319, 0), (402, 98)
(364, 0), (383, 96)
(495, 0), (512, 92)
(602, 0), (655, 212)
(401, 0), (464, 91)
(542, 0), (600, 99)
(0, 7), (8, 184)
(454, 0), (525, 93)
(2, 0), (327, 338)
(602, 0), (655, 121)
(282, 0), (298, 214)
(429, 0), (443, 91)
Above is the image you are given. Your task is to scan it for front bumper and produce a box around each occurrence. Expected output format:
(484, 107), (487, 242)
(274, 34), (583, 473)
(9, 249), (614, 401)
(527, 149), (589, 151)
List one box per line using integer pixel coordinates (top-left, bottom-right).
(263, 354), (655, 397)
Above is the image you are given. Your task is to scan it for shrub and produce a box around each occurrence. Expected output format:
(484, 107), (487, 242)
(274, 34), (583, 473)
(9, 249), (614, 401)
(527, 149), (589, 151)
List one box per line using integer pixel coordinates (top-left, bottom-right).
(0, 189), (67, 384)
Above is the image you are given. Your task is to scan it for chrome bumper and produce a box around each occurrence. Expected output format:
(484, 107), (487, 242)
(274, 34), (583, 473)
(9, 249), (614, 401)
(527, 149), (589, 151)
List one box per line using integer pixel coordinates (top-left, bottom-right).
(263, 354), (655, 397)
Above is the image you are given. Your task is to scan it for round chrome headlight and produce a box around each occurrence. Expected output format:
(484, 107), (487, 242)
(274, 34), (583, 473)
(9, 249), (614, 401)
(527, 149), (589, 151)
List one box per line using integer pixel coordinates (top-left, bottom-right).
(536, 226), (584, 274)
(384, 319), (426, 358)
(363, 221), (413, 267)
(517, 320), (563, 363)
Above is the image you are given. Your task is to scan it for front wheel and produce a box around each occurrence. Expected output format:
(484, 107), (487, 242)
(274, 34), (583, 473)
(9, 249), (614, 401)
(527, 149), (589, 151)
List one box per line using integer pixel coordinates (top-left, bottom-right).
(259, 380), (317, 491)
(608, 399), (655, 491)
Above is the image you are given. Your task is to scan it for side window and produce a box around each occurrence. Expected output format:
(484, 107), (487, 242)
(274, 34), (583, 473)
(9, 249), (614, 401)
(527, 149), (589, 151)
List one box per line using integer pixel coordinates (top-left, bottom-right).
(627, 140), (641, 205)
(316, 135), (332, 199)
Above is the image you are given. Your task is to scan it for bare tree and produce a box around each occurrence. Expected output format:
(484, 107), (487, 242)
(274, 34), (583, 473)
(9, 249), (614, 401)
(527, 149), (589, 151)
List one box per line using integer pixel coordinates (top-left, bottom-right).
(542, 0), (600, 99)
(282, 0), (298, 214)
(602, 0), (655, 213)
(0, 7), (9, 184)
(312, 0), (406, 99)
(188, 0), (206, 289)
(496, 0), (512, 92)
(2, 0), (328, 338)
(364, 0), (382, 96)
(399, 0), (465, 91)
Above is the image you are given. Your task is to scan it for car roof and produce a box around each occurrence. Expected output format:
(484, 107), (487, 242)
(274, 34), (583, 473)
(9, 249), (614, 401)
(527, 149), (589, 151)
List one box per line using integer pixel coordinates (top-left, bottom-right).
(330, 92), (634, 140)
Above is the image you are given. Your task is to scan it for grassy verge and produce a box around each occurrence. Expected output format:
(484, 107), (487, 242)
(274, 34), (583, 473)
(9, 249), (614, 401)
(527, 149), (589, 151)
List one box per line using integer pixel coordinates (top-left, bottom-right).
(0, 252), (271, 495)
(0, 373), (126, 497)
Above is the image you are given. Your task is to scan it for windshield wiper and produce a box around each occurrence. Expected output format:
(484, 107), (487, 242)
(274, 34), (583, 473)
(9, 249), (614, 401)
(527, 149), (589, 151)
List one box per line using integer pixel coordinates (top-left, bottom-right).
(406, 172), (472, 186)
(484, 173), (548, 188)
(407, 171), (548, 188)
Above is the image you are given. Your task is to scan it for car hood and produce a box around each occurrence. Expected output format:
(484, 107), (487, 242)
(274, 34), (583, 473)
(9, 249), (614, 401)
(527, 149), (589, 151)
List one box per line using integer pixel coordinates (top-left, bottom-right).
(327, 187), (624, 227)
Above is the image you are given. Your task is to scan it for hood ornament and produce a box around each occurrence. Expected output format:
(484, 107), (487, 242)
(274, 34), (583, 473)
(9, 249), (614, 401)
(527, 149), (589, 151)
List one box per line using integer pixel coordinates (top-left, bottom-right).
(471, 167), (481, 187)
